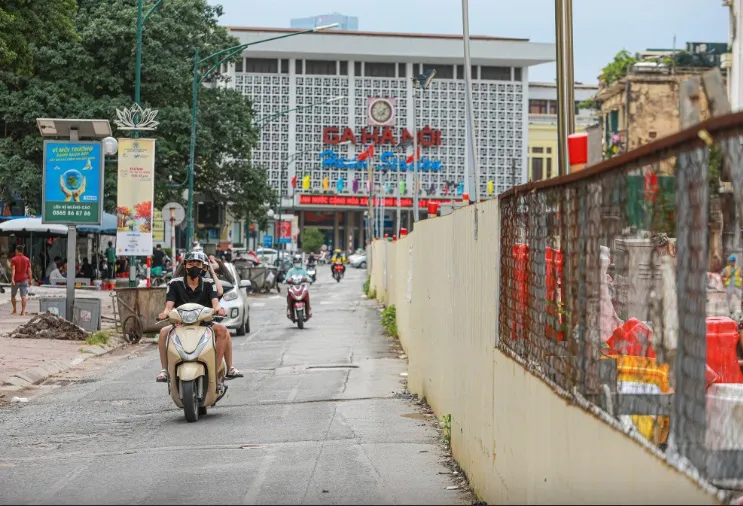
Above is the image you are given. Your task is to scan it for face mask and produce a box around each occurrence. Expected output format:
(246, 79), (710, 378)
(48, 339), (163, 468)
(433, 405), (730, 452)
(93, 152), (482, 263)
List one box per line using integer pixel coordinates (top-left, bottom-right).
(187, 266), (203, 279)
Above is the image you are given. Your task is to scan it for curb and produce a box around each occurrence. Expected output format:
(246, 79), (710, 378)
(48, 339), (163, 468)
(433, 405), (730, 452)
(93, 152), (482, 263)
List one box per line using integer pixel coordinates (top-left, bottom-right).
(0, 340), (128, 393)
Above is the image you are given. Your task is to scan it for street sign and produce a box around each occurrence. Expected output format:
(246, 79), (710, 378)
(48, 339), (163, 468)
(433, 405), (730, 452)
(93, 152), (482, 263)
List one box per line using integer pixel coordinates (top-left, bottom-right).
(162, 202), (185, 226)
(278, 237), (291, 244)
(263, 235), (273, 248)
(152, 210), (164, 242)
(41, 140), (104, 225)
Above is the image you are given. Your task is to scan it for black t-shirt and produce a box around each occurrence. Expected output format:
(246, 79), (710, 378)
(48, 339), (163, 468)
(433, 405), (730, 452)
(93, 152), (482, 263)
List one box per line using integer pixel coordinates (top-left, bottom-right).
(152, 249), (165, 267)
(166, 277), (217, 308)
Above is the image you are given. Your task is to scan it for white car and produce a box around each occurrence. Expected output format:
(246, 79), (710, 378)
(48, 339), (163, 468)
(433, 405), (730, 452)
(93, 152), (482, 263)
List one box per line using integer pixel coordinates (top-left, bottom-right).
(216, 262), (251, 336)
(348, 249), (367, 268)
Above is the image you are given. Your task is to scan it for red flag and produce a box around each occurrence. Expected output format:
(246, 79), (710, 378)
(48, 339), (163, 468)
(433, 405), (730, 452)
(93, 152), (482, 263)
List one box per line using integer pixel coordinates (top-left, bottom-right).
(291, 176), (297, 189)
(357, 144), (375, 162)
(406, 147), (421, 164)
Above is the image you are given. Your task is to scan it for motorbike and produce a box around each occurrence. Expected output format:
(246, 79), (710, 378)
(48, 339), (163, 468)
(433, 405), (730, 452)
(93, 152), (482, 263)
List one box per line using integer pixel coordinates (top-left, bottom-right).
(287, 274), (311, 329)
(306, 263), (317, 283)
(151, 259), (173, 287)
(333, 263), (344, 283)
(162, 303), (228, 422)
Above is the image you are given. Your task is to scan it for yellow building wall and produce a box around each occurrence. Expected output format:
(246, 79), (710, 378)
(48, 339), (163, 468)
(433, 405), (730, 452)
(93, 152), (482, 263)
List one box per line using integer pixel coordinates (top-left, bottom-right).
(527, 124), (559, 181)
(527, 122), (590, 182)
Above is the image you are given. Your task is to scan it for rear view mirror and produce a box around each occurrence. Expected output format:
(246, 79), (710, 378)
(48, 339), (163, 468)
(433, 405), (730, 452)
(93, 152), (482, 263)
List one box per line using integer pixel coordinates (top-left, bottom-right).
(240, 279), (251, 289)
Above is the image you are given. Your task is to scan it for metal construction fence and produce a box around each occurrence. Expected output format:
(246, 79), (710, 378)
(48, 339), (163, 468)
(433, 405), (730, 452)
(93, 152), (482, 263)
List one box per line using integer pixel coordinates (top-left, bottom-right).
(499, 110), (743, 486)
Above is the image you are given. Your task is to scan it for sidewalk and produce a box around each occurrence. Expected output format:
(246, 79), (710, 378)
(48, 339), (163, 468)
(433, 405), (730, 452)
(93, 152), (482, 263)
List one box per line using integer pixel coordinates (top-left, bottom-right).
(0, 286), (125, 395)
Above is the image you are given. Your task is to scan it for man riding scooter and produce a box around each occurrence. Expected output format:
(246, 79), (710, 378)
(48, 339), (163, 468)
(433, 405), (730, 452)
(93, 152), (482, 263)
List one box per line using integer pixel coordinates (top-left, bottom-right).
(330, 248), (346, 277)
(155, 251), (243, 384)
(286, 254), (312, 321)
(306, 253), (317, 283)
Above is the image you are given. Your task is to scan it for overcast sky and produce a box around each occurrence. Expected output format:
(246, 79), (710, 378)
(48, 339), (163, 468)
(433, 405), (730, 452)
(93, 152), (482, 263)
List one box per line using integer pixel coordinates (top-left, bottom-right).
(207, 0), (728, 83)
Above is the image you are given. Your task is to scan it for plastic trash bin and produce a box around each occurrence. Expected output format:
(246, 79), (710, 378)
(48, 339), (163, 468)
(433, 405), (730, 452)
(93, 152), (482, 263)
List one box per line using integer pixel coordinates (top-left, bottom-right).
(73, 297), (102, 332)
(39, 297), (67, 318)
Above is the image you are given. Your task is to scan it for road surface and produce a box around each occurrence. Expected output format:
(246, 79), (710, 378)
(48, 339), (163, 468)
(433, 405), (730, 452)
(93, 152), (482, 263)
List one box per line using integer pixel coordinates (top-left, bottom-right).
(0, 267), (471, 505)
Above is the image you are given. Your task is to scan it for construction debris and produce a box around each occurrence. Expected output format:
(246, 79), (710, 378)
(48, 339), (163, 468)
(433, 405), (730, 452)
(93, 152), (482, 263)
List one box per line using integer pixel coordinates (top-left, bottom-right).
(9, 313), (88, 341)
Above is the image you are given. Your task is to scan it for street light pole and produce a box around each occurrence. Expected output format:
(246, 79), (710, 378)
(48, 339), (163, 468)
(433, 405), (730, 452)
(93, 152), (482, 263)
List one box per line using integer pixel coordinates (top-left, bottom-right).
(185, 47), (200, 250)
(131, 0), (163, 286)
(184, 24), (339, 247)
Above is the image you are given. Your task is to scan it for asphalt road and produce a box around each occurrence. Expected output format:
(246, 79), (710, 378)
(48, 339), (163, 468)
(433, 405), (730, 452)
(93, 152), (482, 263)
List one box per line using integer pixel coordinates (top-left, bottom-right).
(0, 267), (471, 505)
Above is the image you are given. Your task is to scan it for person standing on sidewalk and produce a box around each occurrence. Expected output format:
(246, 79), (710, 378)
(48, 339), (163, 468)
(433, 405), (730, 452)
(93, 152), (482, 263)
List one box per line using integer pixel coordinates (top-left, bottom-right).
(10, 245), (33, 316)
(722, 255), (743, 317)
(105, 241), (116, 280)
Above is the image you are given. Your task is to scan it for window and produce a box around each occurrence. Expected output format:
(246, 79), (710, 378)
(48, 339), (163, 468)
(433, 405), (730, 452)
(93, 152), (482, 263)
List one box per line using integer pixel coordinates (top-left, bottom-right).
(547, 157), (553, 178)
(365, 62), (396, 77)
(480, 66), (511, 81)
(531, 157), (544, 181)
(422, 64), (453, 79)
(295, 59), (303, 75)
(529, 100), (548, 114)
(305, 60), (336, 75)
(340, 61), (348, 75)
(281, 59), (289, 74)
(456, 65), (478, 80)
(354, 62), (362, 76)
(235, 58), (243, 72)
(514, 67), (522, 81)
(245, 58), (278, 73)
(532, 147), (544, 154)
(398, 63), (407, 78)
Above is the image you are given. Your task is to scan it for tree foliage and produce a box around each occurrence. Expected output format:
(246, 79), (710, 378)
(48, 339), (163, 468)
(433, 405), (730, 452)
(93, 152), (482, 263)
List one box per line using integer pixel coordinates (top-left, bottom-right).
(301, 227), (325, 253)
(600, 50), (638, 86)
(0, 0), (78, 75)
(0, 0), (272, 223)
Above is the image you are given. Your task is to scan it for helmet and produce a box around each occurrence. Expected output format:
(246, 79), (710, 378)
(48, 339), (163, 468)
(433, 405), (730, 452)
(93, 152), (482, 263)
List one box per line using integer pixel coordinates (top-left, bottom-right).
(184, 251), (208, 266)
(730, 255), (737, 263)
(292, 254), (302, 265)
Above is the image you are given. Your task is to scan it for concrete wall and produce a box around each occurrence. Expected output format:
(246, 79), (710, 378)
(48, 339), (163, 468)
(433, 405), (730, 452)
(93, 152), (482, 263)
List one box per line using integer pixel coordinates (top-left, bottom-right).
(368, 199), (722, 505)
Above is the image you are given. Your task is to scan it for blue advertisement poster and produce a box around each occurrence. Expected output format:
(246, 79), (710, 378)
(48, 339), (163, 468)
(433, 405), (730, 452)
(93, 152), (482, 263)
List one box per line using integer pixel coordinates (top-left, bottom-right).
(42, 140), (103, 225)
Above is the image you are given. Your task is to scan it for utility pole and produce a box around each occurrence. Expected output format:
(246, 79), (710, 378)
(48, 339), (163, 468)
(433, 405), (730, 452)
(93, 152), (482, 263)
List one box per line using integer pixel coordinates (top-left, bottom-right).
(555, 0), (576, 175)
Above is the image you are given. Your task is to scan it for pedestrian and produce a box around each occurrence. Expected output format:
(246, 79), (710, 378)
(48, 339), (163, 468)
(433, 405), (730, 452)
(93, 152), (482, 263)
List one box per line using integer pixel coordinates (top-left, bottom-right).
(105, 241), (116, 280)
(10, 244), (33, 316)
(722, 255), (743, 317)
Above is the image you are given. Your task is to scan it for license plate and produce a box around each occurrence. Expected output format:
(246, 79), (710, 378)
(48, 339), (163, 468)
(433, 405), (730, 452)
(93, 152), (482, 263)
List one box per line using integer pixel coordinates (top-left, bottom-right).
(295, 302), (305, 309)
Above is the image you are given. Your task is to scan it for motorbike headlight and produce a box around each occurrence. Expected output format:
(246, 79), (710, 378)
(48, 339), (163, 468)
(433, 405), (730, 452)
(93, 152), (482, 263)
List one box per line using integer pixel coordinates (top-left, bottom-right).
(223, 290), (238, 302)
(179, 309), (199, 325)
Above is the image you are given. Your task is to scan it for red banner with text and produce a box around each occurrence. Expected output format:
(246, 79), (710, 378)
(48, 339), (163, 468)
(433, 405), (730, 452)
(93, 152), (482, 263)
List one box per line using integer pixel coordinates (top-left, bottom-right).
(298, 194), (453, 208)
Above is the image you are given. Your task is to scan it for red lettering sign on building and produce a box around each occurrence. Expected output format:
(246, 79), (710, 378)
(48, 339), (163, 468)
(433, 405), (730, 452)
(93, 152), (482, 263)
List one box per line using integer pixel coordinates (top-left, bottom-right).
(323, 126), (442, 148)
(298, 194), (452, 208)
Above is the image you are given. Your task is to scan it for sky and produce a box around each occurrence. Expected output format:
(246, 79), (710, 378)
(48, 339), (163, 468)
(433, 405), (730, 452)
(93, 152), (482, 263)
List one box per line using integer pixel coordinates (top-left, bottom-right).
(207, 0), (729, 83)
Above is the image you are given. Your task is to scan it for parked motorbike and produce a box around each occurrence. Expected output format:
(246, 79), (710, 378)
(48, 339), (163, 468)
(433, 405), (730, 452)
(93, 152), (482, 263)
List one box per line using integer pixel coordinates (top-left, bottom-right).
(287, 274), (311, 329)
(333, 263), (344, 283)
(162, 303), (228, 422)
(307, 264), (317, 283)
(151, 260), (173, 287)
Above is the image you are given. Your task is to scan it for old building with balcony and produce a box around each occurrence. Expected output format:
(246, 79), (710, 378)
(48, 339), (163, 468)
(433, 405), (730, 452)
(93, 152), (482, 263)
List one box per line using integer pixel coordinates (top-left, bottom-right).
(595, 43), (726, 163)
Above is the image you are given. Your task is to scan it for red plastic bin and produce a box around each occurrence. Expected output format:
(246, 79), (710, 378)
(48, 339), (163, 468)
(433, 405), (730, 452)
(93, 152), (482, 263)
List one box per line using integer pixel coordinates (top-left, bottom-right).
(706, 317), (743, 384)
(605, 318), (656, 358)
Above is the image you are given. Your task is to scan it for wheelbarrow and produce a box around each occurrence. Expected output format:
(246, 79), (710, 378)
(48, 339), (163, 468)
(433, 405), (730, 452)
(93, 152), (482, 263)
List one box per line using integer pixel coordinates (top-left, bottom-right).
(111, 286), (167, 344)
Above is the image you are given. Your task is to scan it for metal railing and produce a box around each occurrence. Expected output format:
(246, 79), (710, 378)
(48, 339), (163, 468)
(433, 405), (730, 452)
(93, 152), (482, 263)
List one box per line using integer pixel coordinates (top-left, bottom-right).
(529, 113), (598, 128)
(499, 110), (743, 489)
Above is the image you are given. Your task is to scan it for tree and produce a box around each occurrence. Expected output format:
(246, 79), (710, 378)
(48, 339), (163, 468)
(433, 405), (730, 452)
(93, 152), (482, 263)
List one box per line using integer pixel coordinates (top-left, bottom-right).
(600, 50), (638, 86)
(0, 0), (271, 222)
(0, 0), (78, 75)
(301, 228), (325, 253)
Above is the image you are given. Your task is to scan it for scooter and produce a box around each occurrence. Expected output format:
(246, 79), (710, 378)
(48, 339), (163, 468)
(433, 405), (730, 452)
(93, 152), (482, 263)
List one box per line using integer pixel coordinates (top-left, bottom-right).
(151, 259), (173, 287)
(333, 263), (344, 283)
(306, 264), (317, 283)
(163, 303), (227, 422)
(287, 274), (310, 329)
